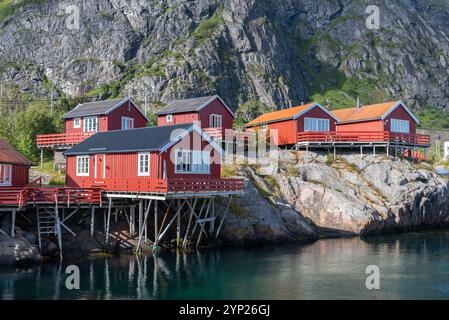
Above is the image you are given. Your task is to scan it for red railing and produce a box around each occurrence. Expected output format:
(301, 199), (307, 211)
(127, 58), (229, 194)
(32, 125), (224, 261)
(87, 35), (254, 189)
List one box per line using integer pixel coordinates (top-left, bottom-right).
(36, 132), (95, 147)
(204, 127), (225, 140)
(297, 131), (430, 146)
(0, 187), (102, 207)
(0, 188), (26, 207)
(78, 178), (246, 194)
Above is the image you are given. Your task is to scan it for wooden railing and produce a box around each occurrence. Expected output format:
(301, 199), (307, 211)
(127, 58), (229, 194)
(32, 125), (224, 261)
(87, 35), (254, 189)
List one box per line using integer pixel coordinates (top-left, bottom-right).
(78, 178), (246, 194)
(0, 188), (26, 207)
(0, 187), (102, 206)
(204, 127), (225, 140)
(36, 132), (95, 148)
(297, 131), (430, 146)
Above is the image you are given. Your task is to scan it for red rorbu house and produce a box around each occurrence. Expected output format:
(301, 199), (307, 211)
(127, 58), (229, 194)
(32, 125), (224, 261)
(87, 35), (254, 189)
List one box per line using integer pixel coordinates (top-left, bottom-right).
(63, 123), (245, 196)
(36, 97), (149, 168)
(327, 100), (430, 147)
(0, 138), (33, 188)
(244, 102), (338, 146)
(156, 95), (235, 141)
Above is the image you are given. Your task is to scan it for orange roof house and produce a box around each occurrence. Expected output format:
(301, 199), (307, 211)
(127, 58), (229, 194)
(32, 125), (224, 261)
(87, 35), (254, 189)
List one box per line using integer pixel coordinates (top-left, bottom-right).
(245, 102), (338, 145)
(331, 100), (419, 134)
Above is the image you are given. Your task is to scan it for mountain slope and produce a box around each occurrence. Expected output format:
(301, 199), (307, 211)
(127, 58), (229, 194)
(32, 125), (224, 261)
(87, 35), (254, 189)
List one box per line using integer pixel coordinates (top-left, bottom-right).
(1, 0), (449, 120)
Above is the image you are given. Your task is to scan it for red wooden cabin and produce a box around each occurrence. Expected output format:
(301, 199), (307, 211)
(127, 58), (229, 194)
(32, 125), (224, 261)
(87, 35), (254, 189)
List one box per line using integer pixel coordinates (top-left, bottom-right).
(244, 102), (338, 146)
(327, 100), (430, 146)
(64, 123), (244, 194)
(0, 139), (33, 188)
(156, 95), (235, 140)
(36, 97), (148, 149)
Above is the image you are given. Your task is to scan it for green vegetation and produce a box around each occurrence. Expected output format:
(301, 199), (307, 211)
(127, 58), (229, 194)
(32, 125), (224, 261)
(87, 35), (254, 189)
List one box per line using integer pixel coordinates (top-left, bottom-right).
(326, 152), (335, 165)
(0, 0), (45, 21)
(0, 85), (88, 162)
(234, 100), (274, 128)
(191, 5), (224, 45)
(417, 106), (449, 129)
(33, 161), (65, 186)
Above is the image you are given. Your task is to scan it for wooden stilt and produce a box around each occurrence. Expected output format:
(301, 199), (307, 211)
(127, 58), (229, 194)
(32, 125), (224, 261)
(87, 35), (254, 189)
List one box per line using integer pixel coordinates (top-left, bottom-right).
(360, 146), (363, 157)
(373, 146), (376, 156)
(182, 198), (198, 248)
(130, 205), (135, 235)
(196, 199), (212, 248)
(90, 206), (95, 238)
(105, 198), (112, 243)
(157, 200), (185, 243)
(36, 206), (42, 251)
(333, 146), (336, 159)
(154, 200), (158, 243)
(40, 148), (43, 170)
(176, 200), (181, 248)
(11, 209), (15, 238)
(135, 200), (152, 253)
(215, 197), (232, 239)
(138, 200), (143, 239)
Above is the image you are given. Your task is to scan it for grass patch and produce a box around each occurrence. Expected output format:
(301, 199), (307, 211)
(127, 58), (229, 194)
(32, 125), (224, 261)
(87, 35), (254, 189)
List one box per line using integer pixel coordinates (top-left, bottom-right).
(32, 160), (65, 186)
(264, 175), (279, 192)
(191, 5), (224, 45)
(326, 152), (335, 165)
(222, 164), (239, 178)
(228, 202), (246, 218)
(0, 0), (45, 21)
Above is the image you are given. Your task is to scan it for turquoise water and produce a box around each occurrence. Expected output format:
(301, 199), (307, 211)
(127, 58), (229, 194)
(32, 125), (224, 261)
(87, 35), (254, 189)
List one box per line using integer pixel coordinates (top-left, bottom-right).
(2, 230), (449, 299)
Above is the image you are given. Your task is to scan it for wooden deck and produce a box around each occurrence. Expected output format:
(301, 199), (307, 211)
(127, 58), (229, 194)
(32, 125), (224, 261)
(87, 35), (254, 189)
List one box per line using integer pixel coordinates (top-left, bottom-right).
(79, 178), (246, 195)
(0, 187), (103, 207)
(36, 132), (95, 148)
(297, 131), (431, 147)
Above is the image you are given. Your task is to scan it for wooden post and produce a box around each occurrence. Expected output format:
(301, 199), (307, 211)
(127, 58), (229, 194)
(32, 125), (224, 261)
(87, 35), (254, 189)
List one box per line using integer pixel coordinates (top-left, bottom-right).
(360, 146), (363, 157)
(373, 146), (376, 156)
(176, 200), (181, 248)
(182, 198), (197, 249)
(154, 200), (158, 243)
(11, 209), (16, 238)
(333, 146), (336, 159)
(386, 145), (389, 157)
(40, 149), (43, 170)
(210, 198), (215, 234)
(139, 200), (143, 239)
(90, 206), (95, 238)
(130, 205), (135, 235)
(105, 198), (112, 243)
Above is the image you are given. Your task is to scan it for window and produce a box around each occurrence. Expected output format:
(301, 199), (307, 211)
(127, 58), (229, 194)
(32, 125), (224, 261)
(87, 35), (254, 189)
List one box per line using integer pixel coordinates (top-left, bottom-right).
(73, 118), (81, 128)
(0, 164), (12, 186)
(390, 119), (410, 133)
(83, 117), (98, 132)
(209, 114), (222, 128)
(76, 156), (90, 176)
(121, 117), (134, 130)
(166, 115), (173, 123)
(138, 153), (150, 176)
(175, 149), (210, 174)
(304, 117), (330, 132)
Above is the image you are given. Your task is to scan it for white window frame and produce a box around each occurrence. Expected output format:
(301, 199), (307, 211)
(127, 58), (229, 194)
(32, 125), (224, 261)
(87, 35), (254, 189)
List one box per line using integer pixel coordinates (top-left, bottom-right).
(138, 153), (150, 176)
(175, 149), (210, 174)
(73, 117), (81, 128)
(121, 117), (134, 130)
(304, 117), (330, 132)
(166, 114), (173, 123)
(76, 156), (90, 177)
(390, 119), (410, 134)
(0, 164), (12, 187)
(209, 114), (223, 128)
(83, 116), (98, 133)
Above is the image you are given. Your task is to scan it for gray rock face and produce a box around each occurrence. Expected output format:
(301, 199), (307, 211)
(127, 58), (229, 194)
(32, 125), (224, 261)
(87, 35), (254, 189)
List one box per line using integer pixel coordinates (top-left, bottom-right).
(1, 0), (449, 110)
(0, 234), (42, 266)
(225, 151), (449, 240)
(221, 168), (318, 244)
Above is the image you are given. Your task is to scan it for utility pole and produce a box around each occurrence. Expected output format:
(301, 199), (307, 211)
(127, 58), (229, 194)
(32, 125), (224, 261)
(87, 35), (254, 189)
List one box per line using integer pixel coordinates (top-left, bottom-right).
(50, 89), (54, 115)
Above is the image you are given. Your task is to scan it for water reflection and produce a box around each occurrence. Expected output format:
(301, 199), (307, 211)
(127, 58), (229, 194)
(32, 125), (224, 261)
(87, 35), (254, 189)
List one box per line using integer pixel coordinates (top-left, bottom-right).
(1, 230), (449, 299)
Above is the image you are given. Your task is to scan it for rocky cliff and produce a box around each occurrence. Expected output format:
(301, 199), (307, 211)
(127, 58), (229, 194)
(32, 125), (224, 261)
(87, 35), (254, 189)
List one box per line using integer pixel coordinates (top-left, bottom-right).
(222, 152), (449, 243)
(2, 0), (449, 115)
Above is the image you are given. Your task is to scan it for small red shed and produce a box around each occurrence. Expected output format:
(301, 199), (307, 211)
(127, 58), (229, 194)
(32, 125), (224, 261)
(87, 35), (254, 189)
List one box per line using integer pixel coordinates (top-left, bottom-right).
(156, 95), (235, 140)
(0, 139), (33, 188)
(244, 102), (338, 145)
(331, 100), (419, 134)
(63, 123), (224, 192)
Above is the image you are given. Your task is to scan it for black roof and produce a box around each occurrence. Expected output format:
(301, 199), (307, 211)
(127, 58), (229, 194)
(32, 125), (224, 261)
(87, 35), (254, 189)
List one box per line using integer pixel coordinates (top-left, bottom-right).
(156, 95), (219, 115)
(64, 123), (193, 155)
(62, 98), (130, 119)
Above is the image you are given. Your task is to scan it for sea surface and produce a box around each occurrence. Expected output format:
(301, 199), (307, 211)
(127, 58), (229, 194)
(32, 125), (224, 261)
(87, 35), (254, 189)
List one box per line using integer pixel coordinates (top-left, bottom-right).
(1, 230), (449, 299)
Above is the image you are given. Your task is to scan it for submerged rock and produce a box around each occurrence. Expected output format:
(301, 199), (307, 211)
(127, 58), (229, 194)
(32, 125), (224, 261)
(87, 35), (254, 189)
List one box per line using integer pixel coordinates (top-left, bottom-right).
(0, 234), (42, 266)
